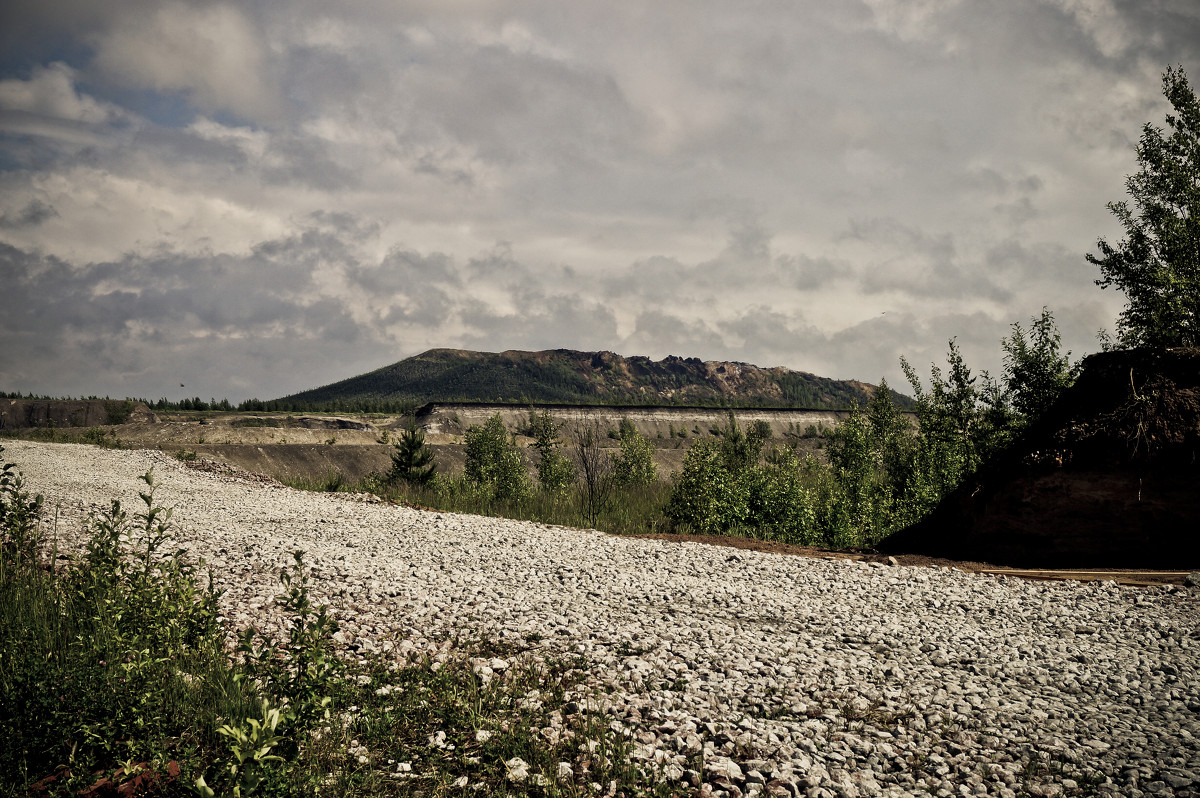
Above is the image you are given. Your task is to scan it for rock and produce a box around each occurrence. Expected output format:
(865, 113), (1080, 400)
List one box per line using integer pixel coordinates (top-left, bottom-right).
(1162, 770), (1196, 789)
(505, 757), (530, 783)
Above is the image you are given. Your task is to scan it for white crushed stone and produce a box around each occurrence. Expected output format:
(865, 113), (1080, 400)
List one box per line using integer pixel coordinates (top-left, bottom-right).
(6, 441), (1200, 798)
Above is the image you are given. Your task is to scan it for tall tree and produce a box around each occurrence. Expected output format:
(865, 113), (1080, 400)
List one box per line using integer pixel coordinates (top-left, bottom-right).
(1088, 65), (1200, 348)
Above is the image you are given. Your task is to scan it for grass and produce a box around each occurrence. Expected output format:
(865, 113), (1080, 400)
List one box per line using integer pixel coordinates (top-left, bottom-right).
(0, 447), (685, 796)
(372, 478), (676, 538)
(0, 426), (124, 448)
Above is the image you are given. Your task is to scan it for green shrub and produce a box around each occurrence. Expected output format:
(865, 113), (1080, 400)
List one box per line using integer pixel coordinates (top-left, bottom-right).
(611, 418), (656, 487)
(0, 463), (250, 795)
(463, 413), (530, 501)
(103, 399), (135, 425)
(527, 409), (576, 493)
(742, 449), (820, 544)
(665, 440), (749, 534)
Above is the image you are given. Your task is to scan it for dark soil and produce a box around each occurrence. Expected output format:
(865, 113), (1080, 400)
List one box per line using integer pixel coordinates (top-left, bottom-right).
(879, 348), (1200, 570)
(626, 533), (1190, 585)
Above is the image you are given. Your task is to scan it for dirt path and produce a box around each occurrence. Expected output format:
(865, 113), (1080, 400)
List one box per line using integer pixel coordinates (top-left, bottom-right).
(626, 532), (1194, 586)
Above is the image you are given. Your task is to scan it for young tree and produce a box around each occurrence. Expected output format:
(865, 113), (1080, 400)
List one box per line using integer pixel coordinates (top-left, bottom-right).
(388, 419), (437, 486)
(1088, 65), (1200, 348)
(527, 408), (575, 493)
(463, 413), (530, 501)
(1001, 308), (1078, 425)
(611, 417), (656, 487)
(572, 423), (615, 527)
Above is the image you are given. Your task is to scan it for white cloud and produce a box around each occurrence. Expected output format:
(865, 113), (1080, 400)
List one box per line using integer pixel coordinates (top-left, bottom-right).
(0, 62), (116, 124)
(90, 1), (280, 123)
(0, 0), (1196, 400)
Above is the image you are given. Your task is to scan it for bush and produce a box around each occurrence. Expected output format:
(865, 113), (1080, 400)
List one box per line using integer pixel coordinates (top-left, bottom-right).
(665, 440), (749, 534)
(527, 409), (576, 493)
(611, 418), (656, 487)
(463, 413), (530, 501)
(1, 463), (250, 795)
(1088, 65), (1200, 348)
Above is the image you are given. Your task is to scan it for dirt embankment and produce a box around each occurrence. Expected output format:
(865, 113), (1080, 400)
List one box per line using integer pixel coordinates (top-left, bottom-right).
(1, 399), (152, 430)
(4, 404), (842, 485)
(881, 348), (1200, 569)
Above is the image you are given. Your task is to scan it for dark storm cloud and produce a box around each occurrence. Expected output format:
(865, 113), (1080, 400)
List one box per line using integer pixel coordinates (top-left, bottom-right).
(0, 199), (57, 228)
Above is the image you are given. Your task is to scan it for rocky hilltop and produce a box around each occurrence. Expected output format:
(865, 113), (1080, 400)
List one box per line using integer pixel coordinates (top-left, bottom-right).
(279, 348), (905, 410)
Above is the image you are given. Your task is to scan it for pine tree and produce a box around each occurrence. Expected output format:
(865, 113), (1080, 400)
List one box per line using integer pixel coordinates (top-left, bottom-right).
(388, 420), (437, 486)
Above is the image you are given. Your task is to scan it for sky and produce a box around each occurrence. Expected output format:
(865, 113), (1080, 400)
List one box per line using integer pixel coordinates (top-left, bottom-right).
(2, 1), (1198, 403)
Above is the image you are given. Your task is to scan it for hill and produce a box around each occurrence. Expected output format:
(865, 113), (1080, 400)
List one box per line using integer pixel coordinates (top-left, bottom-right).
(275, 348), (910, 410)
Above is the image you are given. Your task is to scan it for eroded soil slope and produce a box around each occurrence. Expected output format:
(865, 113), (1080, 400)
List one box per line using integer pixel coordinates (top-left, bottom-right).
(882, 348), (1200, 568)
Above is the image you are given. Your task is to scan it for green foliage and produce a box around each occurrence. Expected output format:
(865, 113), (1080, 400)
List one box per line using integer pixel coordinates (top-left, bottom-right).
(1002, 307), (1079, 425)
(1, 464), (246, 796)
(195, 701), (288, 798)
(103, 399), (135, 425)
(80, 426), (123, 448)
(463, 413), (530, 501)
(282, 470), (348, 493)
(527, 409), (576, 493)
(716, 411), (771, 472)
(1088, 65), (1200, 348)
(665, 439), (749, 534)
(611, 418), (656, 487)
(387, 420), (437, 486)
(818, 387), (927, 546)
(2, 451), (682, 797)
(742, 447), (820, 543)
(0, 447), (44, 569)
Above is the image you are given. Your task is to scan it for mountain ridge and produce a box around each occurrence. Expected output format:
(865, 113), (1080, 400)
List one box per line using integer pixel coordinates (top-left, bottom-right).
(277, 348), (911, 410)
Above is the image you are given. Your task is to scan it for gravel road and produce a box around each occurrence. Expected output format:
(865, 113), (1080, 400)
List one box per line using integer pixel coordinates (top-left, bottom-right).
(5, 441), (1199, 798)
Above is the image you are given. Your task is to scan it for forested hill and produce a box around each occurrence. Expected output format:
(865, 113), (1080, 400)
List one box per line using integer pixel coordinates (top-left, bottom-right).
(275, 348), (912, 410)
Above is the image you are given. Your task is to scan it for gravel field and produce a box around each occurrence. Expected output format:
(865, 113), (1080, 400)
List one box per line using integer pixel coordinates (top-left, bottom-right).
(5, 440), (1199, 798)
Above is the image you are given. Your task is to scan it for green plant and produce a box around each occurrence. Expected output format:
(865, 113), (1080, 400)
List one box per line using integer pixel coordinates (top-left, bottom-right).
(527, 408), (576, 493)
(1, 463), (246, 795)
(236, 553), (342, 736)
(1088, 65), (1200, 348)
(1002, 307), (1079, 425)
(103, 399), (136, 425)
(665, 439), (749, 534)
(280, 471), (351, 493)
(463, 413), (530, 501)
(80, 427), (122, 448)
(387, 419), (437, 486)
(195, 701), (287, 798)
(611, 418), (656, 487)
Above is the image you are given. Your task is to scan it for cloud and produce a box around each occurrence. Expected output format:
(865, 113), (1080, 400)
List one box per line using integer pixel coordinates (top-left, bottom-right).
(0, 199), (57, 229)
(1, 1), (1197, 401)
(0, 62), (115, 124)
(90, 1), (281, 124)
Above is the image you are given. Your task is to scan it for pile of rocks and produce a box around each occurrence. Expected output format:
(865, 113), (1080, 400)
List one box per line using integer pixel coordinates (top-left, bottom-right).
(6, 441), (1198, 798)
